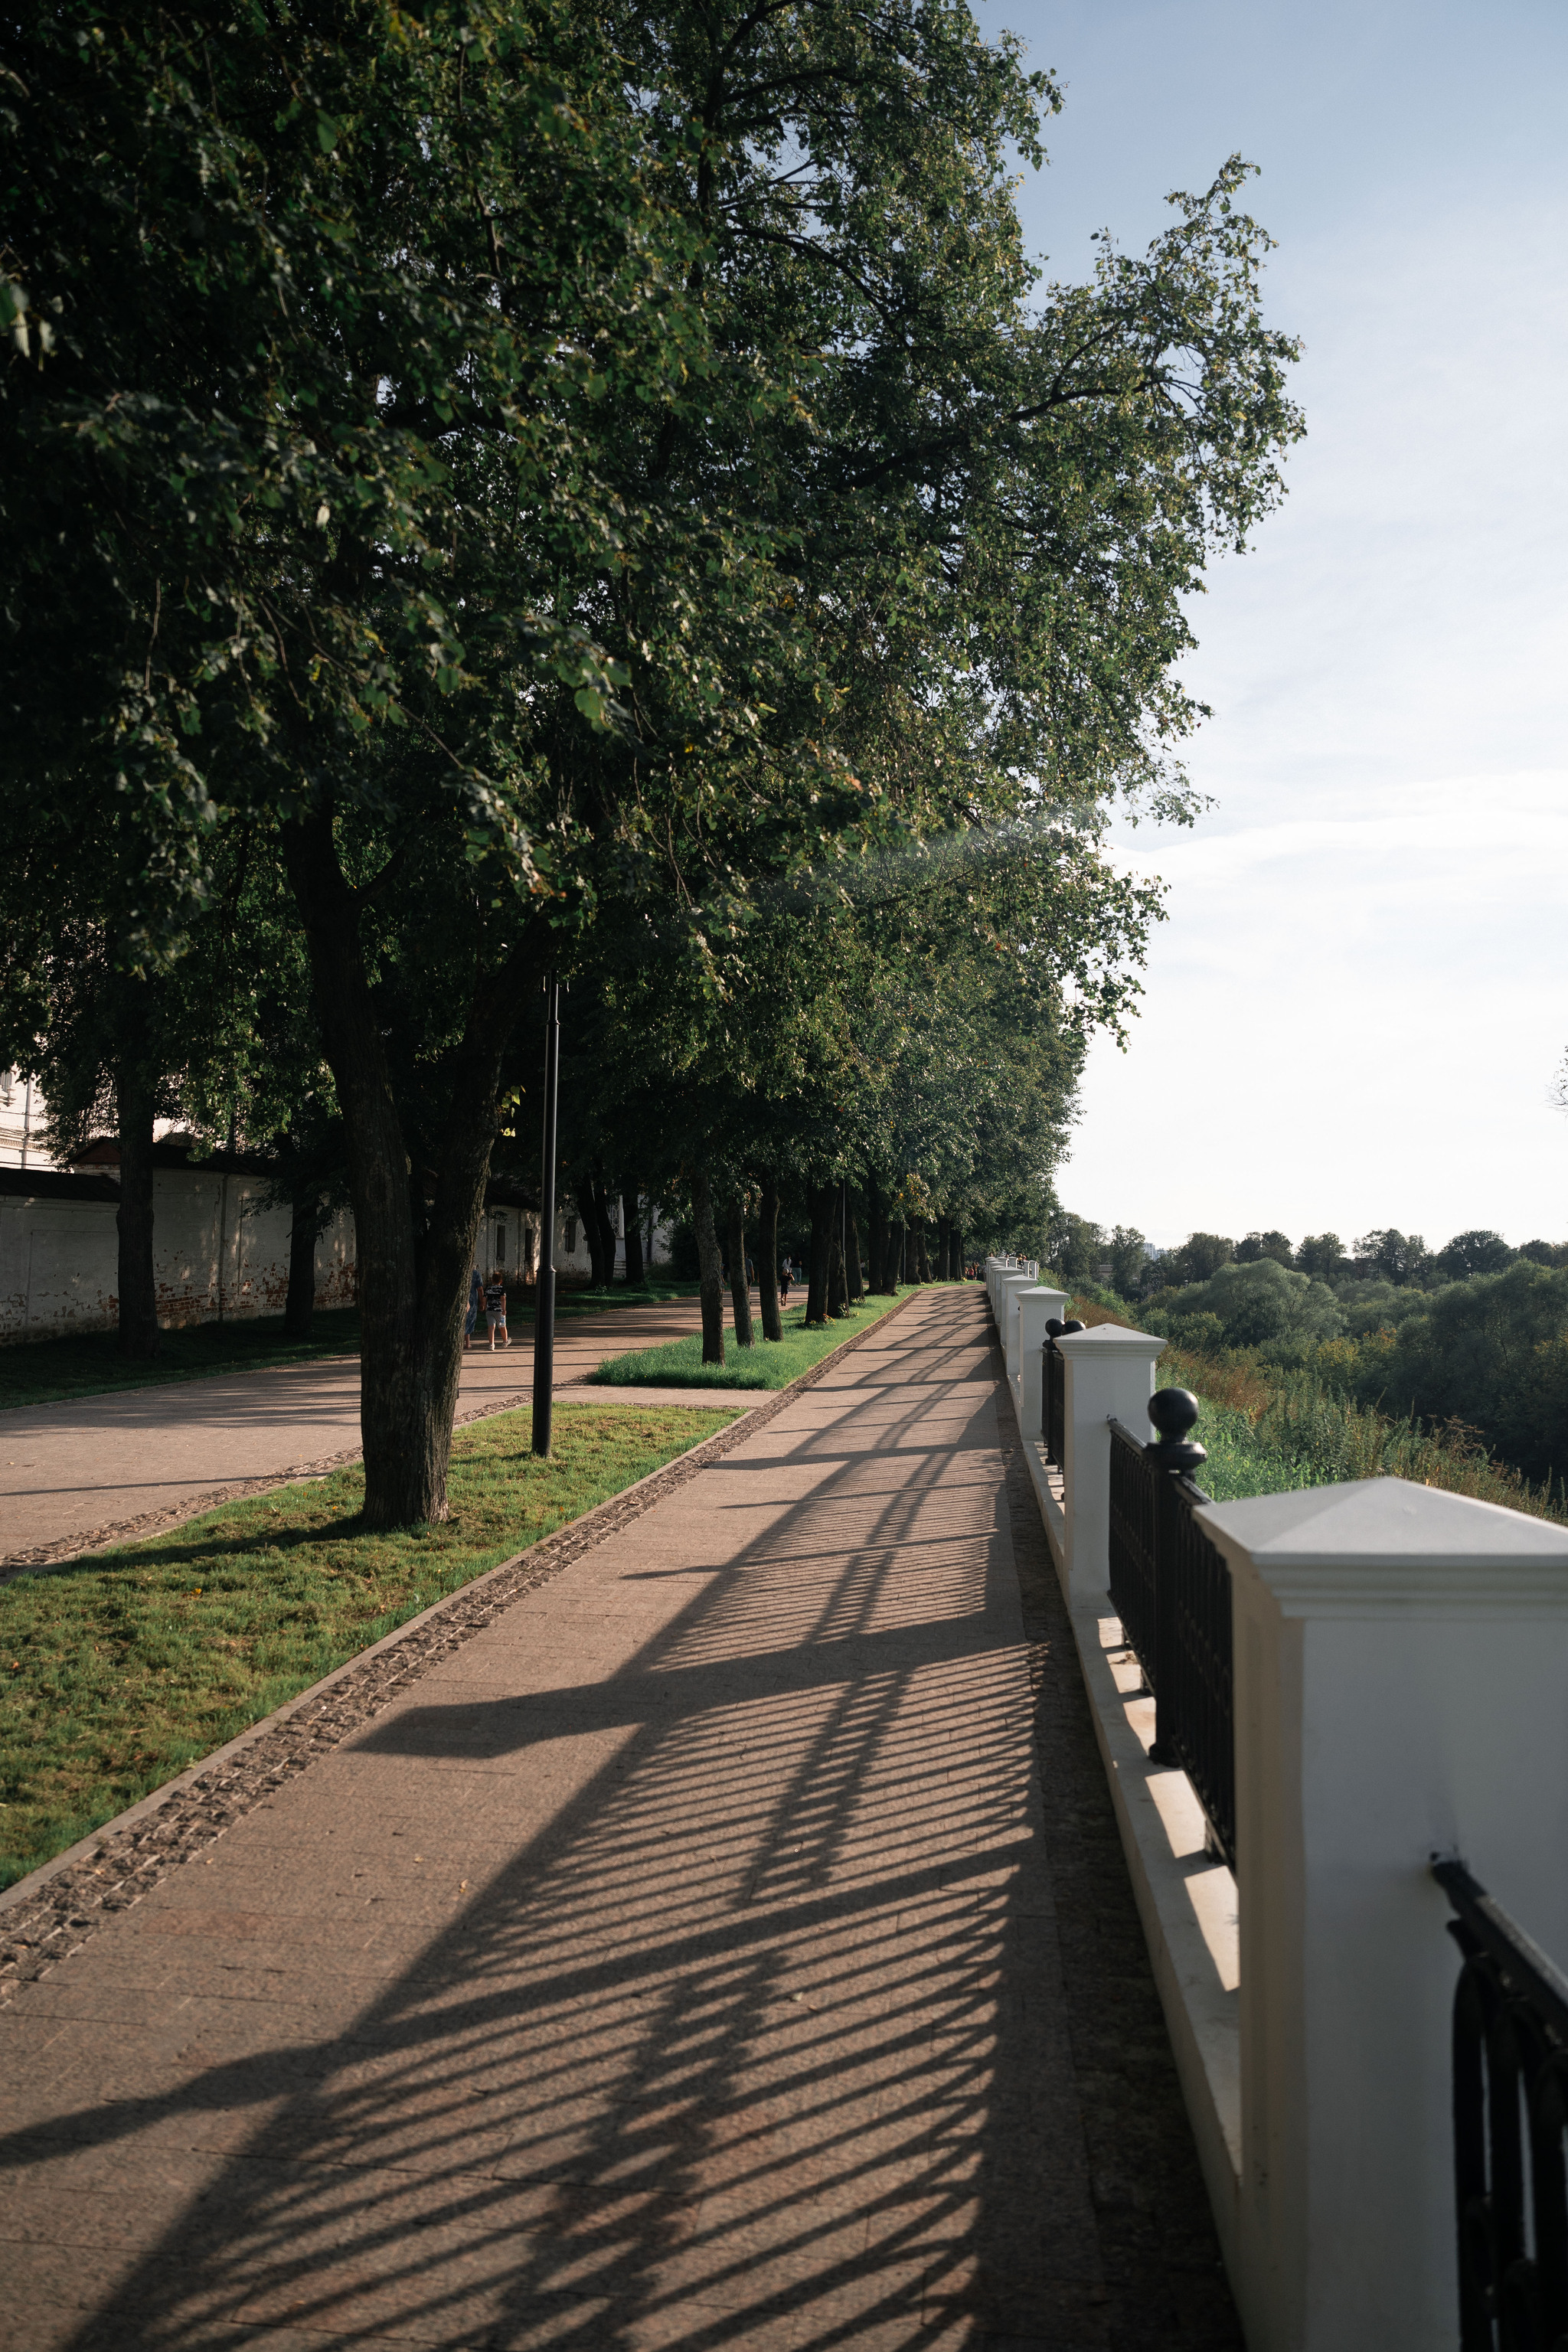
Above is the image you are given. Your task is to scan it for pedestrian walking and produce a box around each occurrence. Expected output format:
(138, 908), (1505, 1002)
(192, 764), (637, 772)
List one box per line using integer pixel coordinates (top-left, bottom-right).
(464, 1263), (482, 1351)
(484, 1269), (510, 1349)
(779, 1256), (792, 1308)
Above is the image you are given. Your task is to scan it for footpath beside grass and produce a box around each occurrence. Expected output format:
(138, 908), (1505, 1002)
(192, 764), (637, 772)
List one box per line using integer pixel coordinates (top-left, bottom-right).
(589, 1288), (909, 1390)
(0, 1399), (735, 1890)
(0, 1307), (365, 1414)
(0, 1283), (707, 1415)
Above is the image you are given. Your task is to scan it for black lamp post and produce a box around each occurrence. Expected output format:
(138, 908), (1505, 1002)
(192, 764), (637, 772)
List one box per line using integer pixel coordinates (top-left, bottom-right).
(531, 974), (560, 1458)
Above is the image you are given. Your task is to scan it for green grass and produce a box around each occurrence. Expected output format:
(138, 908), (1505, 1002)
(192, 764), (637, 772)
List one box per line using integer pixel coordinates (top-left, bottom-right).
(0, 1399), (736, 1890)
(0, 1308), (366, 1414)
(589, 1289), (909, 1389)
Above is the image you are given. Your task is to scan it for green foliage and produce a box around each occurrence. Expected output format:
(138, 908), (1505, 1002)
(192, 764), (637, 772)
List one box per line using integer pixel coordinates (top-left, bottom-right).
(1144, 1256), (1344, 1352)
(3, 0), (1302, 1517)
(1348, 1261), (1568, 1489)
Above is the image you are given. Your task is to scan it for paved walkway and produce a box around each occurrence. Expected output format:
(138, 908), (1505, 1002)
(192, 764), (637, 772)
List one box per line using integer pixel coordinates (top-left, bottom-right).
(1, 1301), (759, 1564)
(0, 1288), (1238, 2349)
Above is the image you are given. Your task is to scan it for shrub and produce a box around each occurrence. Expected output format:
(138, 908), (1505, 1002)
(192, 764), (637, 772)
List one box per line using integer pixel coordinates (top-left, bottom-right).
(1143, 1256), (1344, 1351)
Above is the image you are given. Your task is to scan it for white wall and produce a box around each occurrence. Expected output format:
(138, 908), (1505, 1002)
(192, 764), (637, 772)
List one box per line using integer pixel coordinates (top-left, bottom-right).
(0, 1173), (355, 1343)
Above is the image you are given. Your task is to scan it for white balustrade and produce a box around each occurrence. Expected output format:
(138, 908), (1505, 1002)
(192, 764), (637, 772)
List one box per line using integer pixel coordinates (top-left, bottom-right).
(1014, 1285), (1069, 1434)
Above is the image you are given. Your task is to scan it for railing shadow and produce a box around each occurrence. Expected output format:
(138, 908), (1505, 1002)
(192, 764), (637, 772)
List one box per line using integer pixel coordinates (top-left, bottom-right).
(2, 1290), (1137, 2347)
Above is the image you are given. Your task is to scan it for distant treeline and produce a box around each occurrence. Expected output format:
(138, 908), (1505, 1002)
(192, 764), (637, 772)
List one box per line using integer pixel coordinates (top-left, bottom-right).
(1050, 1218), (1568, 1494)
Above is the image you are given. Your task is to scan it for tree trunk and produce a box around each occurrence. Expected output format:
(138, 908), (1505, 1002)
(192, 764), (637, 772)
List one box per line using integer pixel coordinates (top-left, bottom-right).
(883, 1221), (905, 1290)
(951, 1217), (965, 1278)
(622, 1187), (645, 1285)
(935, 1217), (950, 1281)
(692, 1168), (725, 1364)
(521, 1216), (538, 1287)
(805, 1182), (834, 1325)
(914, 1222), (931, 1282)
(283, 812), (515, 1528)
(847, 1212), (864, 1303)
(114, 1043), (159, 1361)
(591, 1177), (618, 1286)
(577, 1179), (608, 1287)
(866, 1171), (890, 1294)
(725, 1197), (754, 1346)
(827, 1206), (847, 1318)
(284, 1191), (320, 1338)
(757, 1175), (782, 1341)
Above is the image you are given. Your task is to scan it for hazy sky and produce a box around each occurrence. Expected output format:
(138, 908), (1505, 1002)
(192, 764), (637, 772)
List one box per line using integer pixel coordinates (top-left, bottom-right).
(986, 0), (1568, 1249)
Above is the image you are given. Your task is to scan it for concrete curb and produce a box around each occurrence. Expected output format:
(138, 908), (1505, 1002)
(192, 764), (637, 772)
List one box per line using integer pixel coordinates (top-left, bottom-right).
(0, 1285), (922, 1999)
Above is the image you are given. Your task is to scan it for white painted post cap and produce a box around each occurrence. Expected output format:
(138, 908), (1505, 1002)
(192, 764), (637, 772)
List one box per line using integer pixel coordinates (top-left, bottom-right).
(1198, 1477), (1568, 1610)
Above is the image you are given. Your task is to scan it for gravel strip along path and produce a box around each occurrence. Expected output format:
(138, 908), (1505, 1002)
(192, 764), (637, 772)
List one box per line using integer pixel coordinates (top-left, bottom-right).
(0, 1292), (915, 2007)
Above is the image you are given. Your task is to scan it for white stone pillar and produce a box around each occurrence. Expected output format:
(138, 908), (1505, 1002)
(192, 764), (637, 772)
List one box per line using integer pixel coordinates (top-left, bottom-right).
(999, 1272), (1035, 1376)
(1014, 1285), (1070, 1433)
(1198, 1479), (1568, 2352)
(1054, 1325), (1167, 1605)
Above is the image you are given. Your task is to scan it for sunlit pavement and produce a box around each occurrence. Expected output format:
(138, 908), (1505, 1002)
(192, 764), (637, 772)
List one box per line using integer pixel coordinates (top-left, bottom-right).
(0, 1288), (1240, 2348)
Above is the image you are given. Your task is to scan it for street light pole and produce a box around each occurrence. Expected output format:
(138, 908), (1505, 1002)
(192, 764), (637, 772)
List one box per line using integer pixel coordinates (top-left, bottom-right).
(531, 974), (560, 1459)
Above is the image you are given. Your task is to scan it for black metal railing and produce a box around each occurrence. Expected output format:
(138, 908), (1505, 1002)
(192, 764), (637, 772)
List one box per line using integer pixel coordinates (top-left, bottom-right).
(1039, 1316), (1083, 1468)
(1434, 1858), (1568, 2350)
(1106, 1390), (1236, 1870)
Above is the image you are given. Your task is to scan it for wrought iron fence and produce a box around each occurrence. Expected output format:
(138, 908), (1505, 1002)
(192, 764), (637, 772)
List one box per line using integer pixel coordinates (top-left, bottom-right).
(1433, 1857), (1568, 2351)
(1106, 1393), (1236, 1870)
(1043, 1338), (1065, 1465)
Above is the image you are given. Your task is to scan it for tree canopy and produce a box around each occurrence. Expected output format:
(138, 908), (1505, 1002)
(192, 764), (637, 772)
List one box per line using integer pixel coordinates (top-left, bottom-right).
(2, 0), (1304, 1522)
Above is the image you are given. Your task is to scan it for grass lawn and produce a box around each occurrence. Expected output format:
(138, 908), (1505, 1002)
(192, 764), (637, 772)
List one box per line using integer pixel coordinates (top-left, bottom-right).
(589, 1289), (909, 1390)
(0, 1399), (735, 1890)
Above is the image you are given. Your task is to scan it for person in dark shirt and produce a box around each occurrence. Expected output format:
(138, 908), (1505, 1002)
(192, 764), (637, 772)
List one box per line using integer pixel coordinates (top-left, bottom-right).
(484, 1272), (509, 1349)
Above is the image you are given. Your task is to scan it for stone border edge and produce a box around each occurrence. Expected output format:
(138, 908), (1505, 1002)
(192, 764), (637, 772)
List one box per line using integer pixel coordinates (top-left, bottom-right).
(0, 1285), (920, 2002)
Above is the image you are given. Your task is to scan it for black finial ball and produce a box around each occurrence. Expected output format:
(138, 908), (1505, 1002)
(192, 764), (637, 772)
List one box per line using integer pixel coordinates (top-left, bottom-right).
(1060, 1318), (1086, 1334)
(1045, 1318), (1065, 1338)
(1148, 1387), (1200, 1439)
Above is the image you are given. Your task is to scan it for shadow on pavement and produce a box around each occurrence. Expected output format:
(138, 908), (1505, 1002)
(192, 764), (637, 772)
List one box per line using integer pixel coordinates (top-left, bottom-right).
(0, 1295), (1239, 2350)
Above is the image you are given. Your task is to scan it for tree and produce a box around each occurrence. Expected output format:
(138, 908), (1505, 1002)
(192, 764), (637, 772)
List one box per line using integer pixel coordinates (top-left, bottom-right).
(1353, 1230), (1431, 1286)
(6, 0), (1302, 1521)
(1296, 1233), (1348, 1282)
(1436, 1230), (1514, 1280)
(1236, 1230), (1294, 1268)
(1106, 1227), (1152, 1297)
(1166, 1232), (1236, 1284)
(1150, 1258), (1343, 1351)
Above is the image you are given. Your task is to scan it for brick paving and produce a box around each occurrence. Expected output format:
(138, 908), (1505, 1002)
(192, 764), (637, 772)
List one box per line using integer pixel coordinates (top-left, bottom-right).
(0, 1287), (1240, 2350)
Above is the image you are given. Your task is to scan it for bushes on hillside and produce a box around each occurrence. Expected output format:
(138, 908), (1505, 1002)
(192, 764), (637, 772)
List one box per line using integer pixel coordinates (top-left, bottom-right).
(1142, 1256), (1344, 1354)
(1074, 1256), (1568, 1498)
(1353, 1260), (1568, 1488)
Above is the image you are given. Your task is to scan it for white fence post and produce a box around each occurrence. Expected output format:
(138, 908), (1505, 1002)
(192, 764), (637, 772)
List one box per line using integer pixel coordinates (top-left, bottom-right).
(1197, 1478), (1568, 2352)
(1015, 1285), (1070, 1433)
(998, 1272), (1037, 1379)
(1053, 1325), (1167, 1605)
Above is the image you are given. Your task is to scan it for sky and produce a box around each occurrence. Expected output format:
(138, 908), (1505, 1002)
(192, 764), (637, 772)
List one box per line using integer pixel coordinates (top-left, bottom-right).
(984, 0), (1568, 1250)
